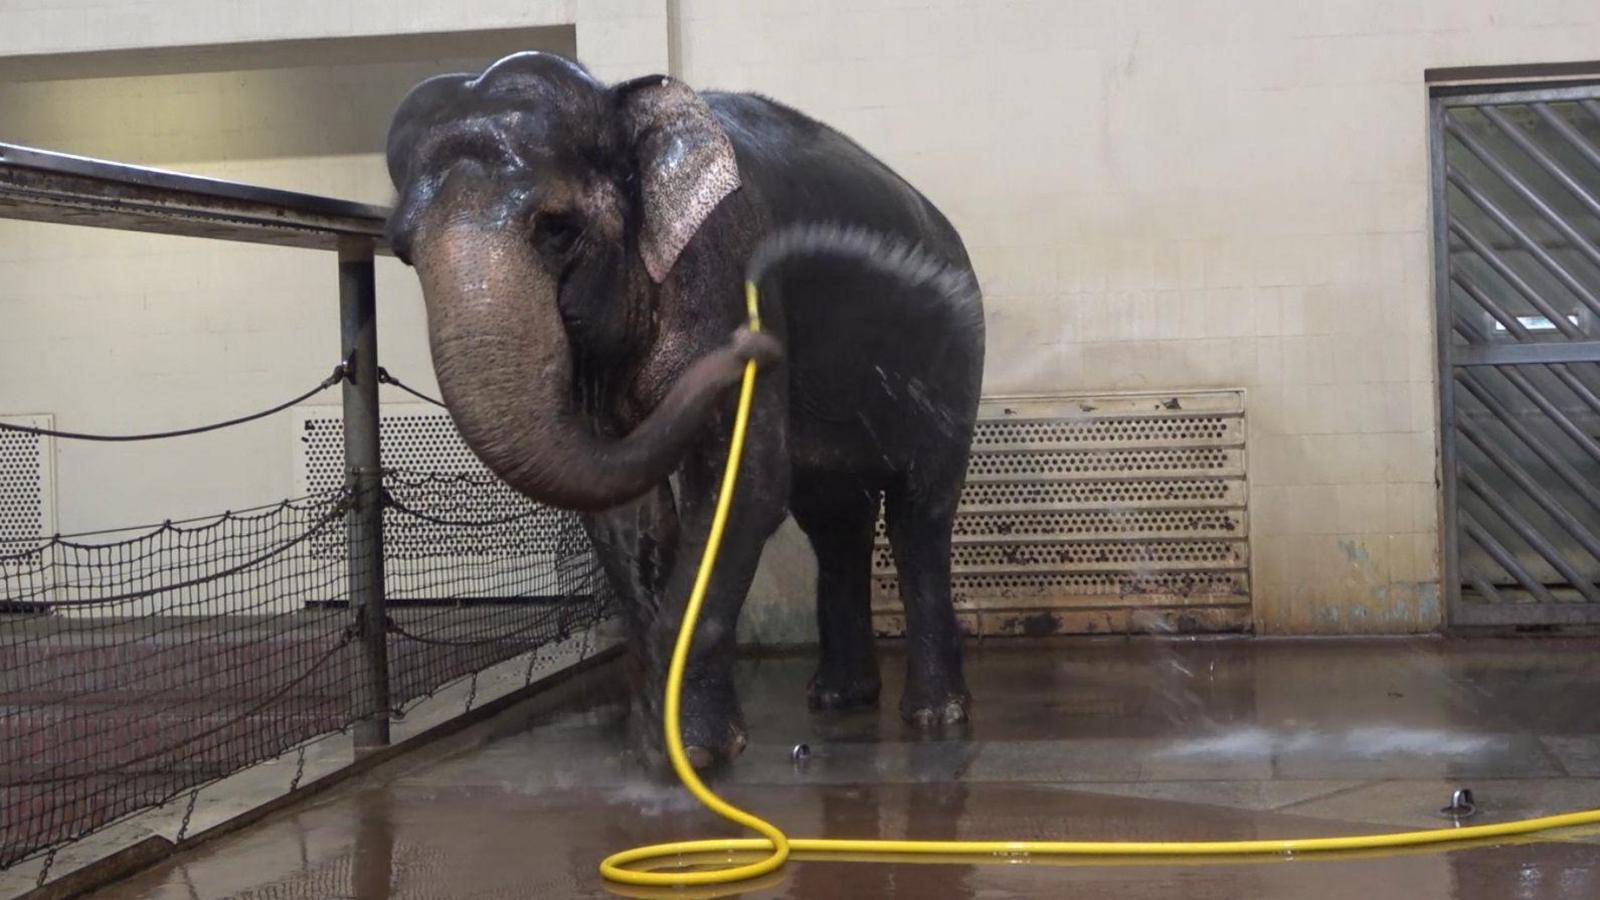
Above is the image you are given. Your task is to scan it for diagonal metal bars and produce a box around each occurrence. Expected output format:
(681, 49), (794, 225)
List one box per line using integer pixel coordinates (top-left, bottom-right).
(1435, 86), (1600, 626)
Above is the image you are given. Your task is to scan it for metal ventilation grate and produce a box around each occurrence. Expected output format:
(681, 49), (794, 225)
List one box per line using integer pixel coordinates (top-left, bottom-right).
(960, 478), (1240, 508)
(0, 416), (54, 571)
(882, 539), (1244, 571)
(942, 509), (1242, 540)
(964, 446), (1235, 479)
(972, 414), (1237, 449)
(873, 392), (1250, 637)
(293, 405), (572, 600)
(298, 407), (505, 495)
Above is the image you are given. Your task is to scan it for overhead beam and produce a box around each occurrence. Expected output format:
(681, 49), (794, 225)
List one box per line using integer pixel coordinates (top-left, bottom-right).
(0, 142), (391, 253)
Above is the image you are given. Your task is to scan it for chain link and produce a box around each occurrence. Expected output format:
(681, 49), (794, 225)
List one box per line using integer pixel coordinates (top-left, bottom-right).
(175, 789), (200, 843)
(376, 366), (446, 407)
(0, 365), (346, 442)
(35, 847), (57, 889)
(289, 745), (308, 793)
(523, 647), (540, 687)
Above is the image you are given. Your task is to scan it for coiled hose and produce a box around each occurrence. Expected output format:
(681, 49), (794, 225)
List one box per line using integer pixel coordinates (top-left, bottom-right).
(599, 223), (1600, 890)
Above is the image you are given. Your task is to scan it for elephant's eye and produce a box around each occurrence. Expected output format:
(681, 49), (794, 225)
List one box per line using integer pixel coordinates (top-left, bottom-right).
(532, 211), (584, 260)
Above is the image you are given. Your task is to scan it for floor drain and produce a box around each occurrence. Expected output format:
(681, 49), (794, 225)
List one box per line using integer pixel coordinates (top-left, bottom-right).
(1441, 788), (1477, 819)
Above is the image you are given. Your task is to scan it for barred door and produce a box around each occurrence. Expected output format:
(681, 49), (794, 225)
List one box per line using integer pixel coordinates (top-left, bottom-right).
(1434, 83), (1600, 626)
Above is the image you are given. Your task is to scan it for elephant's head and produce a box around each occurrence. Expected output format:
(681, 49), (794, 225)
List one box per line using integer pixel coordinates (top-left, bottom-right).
(386, 52), (769, 511)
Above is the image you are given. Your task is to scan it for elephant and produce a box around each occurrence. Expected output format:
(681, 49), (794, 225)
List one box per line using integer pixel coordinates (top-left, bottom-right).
(385, 51), (985, 769)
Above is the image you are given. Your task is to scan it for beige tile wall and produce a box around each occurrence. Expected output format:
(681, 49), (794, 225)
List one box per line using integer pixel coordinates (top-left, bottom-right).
(3, 1), (1600, 633)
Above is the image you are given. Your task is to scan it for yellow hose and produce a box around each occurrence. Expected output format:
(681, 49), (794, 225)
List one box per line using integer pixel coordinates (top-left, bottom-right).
(598, 279), (1600, 888)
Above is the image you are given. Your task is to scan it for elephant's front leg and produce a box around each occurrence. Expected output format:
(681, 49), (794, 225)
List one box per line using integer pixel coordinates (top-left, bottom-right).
(579, 482), (679, 650)
(639, 397), (789, 770)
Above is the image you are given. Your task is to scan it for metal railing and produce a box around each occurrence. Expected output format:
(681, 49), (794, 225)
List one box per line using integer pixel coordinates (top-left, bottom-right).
(0, 142), (613, 889)
(0, 140), (399, 747)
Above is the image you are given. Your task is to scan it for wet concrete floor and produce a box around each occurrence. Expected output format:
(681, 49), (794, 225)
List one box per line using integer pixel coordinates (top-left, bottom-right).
(93, 636), (1600, 898)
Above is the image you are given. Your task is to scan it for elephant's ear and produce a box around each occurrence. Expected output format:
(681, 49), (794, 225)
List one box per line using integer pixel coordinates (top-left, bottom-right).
(615, 76), (741, 283)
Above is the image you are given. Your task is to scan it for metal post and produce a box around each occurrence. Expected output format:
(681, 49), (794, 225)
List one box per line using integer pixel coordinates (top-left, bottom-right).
(339, 236), (389, 750)
(1429, 93), (1463, 625)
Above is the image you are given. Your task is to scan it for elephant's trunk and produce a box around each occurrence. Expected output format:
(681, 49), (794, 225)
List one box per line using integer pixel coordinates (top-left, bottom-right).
(411, 199), (745, 512)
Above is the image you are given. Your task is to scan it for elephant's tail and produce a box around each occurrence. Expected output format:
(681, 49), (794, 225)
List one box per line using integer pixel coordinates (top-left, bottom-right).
(745, 221), (983, 318)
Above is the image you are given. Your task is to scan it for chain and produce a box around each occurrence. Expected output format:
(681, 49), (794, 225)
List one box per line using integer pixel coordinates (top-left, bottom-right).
(290, 745), (308, 792)
(35, 847), (57, 889)
(577, 618), (595, 661)
(376, 367), (446, 407)
(465, 671), (480, 713)
(0, 364), (346, 442)
(523, 647), (541, 687)
(176, 789), (200, 843)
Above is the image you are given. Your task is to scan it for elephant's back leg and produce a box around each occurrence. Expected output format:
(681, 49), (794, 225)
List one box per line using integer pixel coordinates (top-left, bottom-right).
(883, 450), (971, 726)
(791, 470), (883, 711)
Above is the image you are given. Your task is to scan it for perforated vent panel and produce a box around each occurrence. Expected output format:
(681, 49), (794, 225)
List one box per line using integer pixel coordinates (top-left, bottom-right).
(0, 416), (54, 569)
(873, 392), (1250, 636)
(964, 446), (1237, 480)
(972, 413), (1238, 449)
(299, 407), (506, 493)
(294, 405), (571, 598)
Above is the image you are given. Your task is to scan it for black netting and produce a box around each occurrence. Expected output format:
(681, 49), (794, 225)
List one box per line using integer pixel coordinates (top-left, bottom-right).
(381, 469), (610, 709)
(0, 472), (610, 871)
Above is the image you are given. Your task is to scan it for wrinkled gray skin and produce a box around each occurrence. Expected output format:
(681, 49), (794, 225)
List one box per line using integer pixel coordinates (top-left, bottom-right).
(386, 52), (984, 770)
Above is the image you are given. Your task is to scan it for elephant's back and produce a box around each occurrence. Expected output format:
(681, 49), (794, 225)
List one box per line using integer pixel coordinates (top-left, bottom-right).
(705, 92), (985, 481)
(705, 91), (969, 268)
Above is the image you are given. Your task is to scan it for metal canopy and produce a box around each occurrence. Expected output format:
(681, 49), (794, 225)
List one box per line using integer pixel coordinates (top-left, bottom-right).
(0, 142), (392, 253)
(1432, 83), (1600, 627)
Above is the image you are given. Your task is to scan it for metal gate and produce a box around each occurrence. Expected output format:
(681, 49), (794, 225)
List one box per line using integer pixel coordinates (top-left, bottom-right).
(1433, 82), (1600, 626)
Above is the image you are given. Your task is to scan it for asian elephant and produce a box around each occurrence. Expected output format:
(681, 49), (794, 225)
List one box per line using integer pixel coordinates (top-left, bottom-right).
(385, 51), (985, 769)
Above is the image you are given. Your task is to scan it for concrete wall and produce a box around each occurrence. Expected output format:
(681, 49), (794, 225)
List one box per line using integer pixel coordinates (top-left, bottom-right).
(0, 1), (667, 84)
(0, 28), (582, 534)
(670, 0), (1600, 638)
(2, 1), (1599, 634)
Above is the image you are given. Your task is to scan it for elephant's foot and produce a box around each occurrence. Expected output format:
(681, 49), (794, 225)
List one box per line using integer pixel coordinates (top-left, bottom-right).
(902, 696), (969, 727)
(807, 665), (881, 711)
(900, 675), (970, 727)
(675, 681), (748, 770)
(630, 685), (747, 773)
(680, 715), (748, 770)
